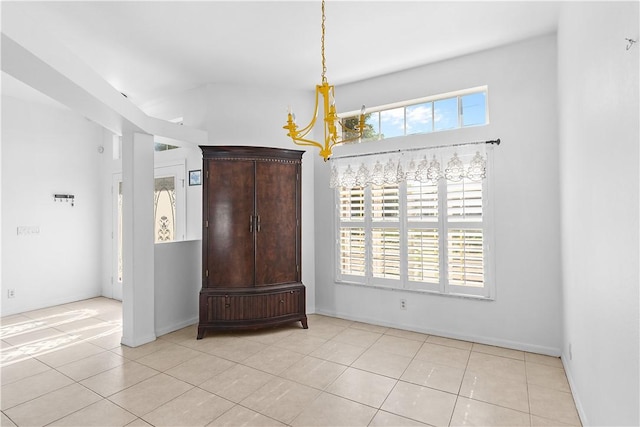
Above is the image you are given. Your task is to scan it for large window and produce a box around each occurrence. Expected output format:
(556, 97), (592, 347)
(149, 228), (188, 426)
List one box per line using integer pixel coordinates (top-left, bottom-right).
(340, 87), (488, 142)
(334, 148), (493, 298)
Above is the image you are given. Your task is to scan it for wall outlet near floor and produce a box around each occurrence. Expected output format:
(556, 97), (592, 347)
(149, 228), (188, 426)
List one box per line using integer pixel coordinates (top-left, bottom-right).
(7, 289), (15, 299)
(400, 299), (407, 310)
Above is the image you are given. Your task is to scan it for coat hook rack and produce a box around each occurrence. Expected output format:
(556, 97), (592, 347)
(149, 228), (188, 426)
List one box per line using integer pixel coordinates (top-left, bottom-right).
(54, 194), (75, 207)
(626, 38), (637, 51)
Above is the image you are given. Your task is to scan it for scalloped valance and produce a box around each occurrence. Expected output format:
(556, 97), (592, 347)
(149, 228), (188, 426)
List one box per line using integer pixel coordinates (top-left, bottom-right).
(329, 142), (492, 189)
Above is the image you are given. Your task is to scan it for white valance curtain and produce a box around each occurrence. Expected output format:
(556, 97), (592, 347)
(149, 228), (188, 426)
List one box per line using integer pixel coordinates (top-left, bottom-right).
(329, 143), (489, 189)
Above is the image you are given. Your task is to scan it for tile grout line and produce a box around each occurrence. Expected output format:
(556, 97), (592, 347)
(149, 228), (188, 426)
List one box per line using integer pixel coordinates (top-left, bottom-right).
(446, 344), (472, 427)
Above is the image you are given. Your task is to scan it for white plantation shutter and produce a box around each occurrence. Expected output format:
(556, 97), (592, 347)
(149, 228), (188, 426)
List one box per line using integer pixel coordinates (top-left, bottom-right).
(338, 187), (366, 277)
(339, 228), (366, 276)
(371, 185), (401, 281)
(334, 143), (493, 298)
(407, 228), (439, 283)
(371, 185), (400, 220)
(372, 228), (401, 279)
(447, 179), (483, 221)
(447, 228), (484, 287)
(339, 187), (365, 221)
(446, 176), (485, 292)
(407, 180), (438, 220)
(406, 180), (440, 288)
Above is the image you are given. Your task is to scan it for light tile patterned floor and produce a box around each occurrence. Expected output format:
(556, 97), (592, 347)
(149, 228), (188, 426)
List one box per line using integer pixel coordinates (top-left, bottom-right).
(0, 297), (581, 426)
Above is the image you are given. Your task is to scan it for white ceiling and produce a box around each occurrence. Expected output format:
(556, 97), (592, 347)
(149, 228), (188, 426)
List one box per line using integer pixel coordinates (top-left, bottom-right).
(2, 1), (561, 111)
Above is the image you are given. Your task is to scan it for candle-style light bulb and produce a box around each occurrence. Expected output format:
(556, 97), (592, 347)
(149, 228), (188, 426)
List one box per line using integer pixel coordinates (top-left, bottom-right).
(361, 105), (366, 116)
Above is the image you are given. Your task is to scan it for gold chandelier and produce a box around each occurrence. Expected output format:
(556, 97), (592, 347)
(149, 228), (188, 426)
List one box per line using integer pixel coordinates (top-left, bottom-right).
(283, 0), (366, 162)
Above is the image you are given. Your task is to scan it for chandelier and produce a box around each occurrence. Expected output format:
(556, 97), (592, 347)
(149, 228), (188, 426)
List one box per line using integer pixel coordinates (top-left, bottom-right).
(283, 0), (366, 162)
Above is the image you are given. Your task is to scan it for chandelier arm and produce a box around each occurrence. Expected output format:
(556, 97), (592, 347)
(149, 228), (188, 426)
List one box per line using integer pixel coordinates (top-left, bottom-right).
(291, 137), (325, 149)
(295, 87), (322, 136)
(293, 123), (316, 139)
(299, 113), (318, 136)
(294, 115), (318, 138)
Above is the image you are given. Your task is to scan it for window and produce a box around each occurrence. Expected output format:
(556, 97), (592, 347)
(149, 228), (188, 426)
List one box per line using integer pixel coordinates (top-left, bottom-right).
(154, 176), (177, 243)
(340, 87), (487, 142)
(333, 147), (493, 298)
(111, 135), (180, 159)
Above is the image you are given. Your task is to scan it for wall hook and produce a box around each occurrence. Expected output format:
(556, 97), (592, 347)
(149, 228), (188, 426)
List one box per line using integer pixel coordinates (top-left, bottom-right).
(54, 194), (75, 207)
(626, 38), (637, 51)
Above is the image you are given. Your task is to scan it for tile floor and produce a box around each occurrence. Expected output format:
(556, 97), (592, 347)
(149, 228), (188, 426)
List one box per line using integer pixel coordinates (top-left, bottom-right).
(1, 297), (581, 427)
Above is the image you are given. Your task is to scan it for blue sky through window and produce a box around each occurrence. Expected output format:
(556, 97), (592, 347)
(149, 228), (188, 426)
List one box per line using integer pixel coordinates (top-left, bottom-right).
(406, 102), (433, 135)
(434, 98), (458, 131)
(380, 107), (405, 138)
(462, 92), (486, 127)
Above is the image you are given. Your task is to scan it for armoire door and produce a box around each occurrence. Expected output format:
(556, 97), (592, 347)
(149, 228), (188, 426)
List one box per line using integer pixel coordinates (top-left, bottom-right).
(255, 161), (300, 286)
(205, 160), (255, 287)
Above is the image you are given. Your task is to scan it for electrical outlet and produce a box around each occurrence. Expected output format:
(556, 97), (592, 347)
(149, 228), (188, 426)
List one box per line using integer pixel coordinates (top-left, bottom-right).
(400, 299), (407, 310)
(7, 289), (15, 299)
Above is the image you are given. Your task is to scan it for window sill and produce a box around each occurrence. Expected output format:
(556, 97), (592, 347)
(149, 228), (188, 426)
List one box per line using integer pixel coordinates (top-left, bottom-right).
(335, 279), (495, 301)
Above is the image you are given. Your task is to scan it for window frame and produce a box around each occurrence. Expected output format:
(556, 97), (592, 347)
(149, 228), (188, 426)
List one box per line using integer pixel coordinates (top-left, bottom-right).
(334, 154), (495, 300)
(340, 86), (489, 142)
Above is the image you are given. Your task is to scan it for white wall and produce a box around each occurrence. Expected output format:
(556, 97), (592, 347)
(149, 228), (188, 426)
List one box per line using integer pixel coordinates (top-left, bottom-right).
(1, 95), (104, 315)
(154, 239), (201, 336)
(314, 34), (563, 354)
(558, 2), (639, 425)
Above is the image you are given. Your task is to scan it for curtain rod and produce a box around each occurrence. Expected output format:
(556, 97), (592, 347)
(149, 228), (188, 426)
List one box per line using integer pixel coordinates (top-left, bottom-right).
(330, 138), (501, 161)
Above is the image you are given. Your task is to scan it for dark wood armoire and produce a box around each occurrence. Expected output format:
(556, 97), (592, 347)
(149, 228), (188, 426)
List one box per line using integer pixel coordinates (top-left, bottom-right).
(197, 146), (308, 339)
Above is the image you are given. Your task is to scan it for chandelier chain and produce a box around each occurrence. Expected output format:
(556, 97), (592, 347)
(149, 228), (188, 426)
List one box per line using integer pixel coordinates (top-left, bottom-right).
(321, 0), (327, 82)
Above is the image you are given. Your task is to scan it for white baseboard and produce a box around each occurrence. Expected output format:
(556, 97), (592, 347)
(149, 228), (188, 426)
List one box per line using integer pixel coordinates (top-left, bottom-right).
(314, 307), (562, 356)
(120, 332), (157, 348)
(562, 353), (587, 426)
(1, 290), (103, 317)
(155, 316), (198, 338)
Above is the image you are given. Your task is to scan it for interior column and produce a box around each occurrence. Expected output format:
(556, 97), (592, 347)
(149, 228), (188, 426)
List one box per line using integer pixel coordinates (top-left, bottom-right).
(120, 129), (156, 347)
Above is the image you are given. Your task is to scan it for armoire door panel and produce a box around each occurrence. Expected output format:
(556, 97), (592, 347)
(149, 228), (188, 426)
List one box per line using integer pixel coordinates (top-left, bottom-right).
(206, 160), (255, 287)
(255, 161), (299, 286)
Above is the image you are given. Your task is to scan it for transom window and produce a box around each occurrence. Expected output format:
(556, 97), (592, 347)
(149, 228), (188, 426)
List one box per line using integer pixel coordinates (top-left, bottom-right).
(341, 87), (488, 142)
(333, 146), (493, 298)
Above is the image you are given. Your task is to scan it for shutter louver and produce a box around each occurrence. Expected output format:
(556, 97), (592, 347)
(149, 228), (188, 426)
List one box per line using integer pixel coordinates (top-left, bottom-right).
(407, 180), (438, 221)
(371, 184), (400, 280)
(407, 229), (439, 283)
(372, 185), (400, 220)
(340, 187), (365, 221)
(447, 179), (482, 222)
(340, 228), (366, 276)
(448, 229), (484, 287)
(372, 228), (400, 279)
